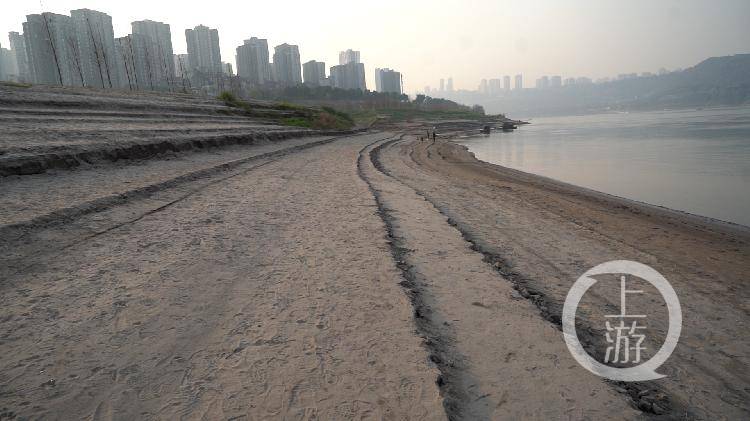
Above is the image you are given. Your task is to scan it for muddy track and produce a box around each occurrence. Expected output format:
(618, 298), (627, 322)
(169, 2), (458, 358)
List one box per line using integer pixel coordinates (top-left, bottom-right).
(356, 135), (466, 420)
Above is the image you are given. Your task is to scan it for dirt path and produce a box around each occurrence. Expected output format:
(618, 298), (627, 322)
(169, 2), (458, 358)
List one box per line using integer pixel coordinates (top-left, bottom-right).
(0, 132), (444, 420)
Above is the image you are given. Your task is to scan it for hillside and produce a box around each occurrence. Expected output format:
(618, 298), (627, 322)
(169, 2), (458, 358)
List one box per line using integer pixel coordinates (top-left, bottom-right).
(463, 54), (750, 116)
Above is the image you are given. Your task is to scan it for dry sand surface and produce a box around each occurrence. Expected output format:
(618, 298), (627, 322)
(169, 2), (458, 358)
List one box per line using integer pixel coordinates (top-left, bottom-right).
(372, 136), (750, 419)
(1, 104), (748, 420)
(1, 132), (445, 420)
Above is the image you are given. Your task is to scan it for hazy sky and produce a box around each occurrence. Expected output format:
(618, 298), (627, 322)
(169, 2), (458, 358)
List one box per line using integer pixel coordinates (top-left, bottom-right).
(2, 0), (748, 93)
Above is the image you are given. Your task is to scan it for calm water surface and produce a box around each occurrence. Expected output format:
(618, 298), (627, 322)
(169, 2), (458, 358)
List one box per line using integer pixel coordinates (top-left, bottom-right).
(455, 107), (750, 226)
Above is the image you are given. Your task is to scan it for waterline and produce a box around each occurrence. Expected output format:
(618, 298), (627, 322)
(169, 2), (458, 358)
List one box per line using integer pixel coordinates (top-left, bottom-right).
(456, 107), (750, 226)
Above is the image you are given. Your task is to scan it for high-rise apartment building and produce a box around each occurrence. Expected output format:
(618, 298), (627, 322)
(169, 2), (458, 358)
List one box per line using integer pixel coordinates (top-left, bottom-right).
(70, 9), (121, 89)
(330, 62), (366, 91)
(479, 78), (488, 94)
(514, 74), (523, 90)
(0, 43), (16, 81)
(131, 20), (174, 87)
(330, 48), (365, 90)
(303, 60), (326, 86)
(339, 49), (360, 65)
(221, 62), (233, 76)
(488, 78), (501, 95)
(23, 13), (80, 86)
(115, 33), (153, 90)
(535, 75), (549, 89)
(503, 75), (510, 91)
(236, 37), (270, 85)
(8, 32), (30, 82)
(185, 25), (221, 75)
(173, 53), (189, 78)
(272, 43), (301, 86)
(375, 68), (402, 94)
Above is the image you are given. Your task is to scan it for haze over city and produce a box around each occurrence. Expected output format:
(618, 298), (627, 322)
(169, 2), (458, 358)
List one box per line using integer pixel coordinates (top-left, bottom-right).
(1, 0), (748, 93)
(2, 0), (750, 419)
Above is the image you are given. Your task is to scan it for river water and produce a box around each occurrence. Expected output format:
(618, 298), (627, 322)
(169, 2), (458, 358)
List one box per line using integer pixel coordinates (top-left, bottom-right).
(455, 106), (750, 226)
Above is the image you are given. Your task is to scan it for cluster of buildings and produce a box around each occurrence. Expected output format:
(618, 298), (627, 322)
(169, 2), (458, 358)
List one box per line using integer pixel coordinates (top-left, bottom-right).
(0, 8), (404, 95)
(533, 75), (594, 89)
(476, 75), (525, 94)
(422, 76), (454, 96)
(423, 75), (523, 97)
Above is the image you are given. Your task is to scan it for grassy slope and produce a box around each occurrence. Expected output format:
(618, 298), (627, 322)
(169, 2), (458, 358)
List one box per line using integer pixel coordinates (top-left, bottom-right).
(218, 92), (355, 130)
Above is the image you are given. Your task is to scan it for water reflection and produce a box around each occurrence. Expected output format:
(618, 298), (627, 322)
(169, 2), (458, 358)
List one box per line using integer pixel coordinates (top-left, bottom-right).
(456, 107), (750, 226)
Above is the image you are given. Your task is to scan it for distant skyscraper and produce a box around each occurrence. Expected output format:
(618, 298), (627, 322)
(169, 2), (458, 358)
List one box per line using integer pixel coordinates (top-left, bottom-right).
(173, 53), (189, 78)
(374, 68), (402, 94)
(303, 60), (326, 86)
(446, 77), (453, 92)
(550, 75), (562, 88)
(489, 78), (501, 95)
(8, 32), (30, 82)
(339, 49), (360, 65)
(23, 13), (79, 86)
(330, 62), (366, 91)
(236, 37), (270, 85)
(131, 19), (174, 87)
(503, 75), (510, 91)
(478, 79), (487, 93)
(272, 43), (301, 86)
(221, 62), (233, 76)
(185, 25), (221, 75)
(514, 74), (522, 90)
(70, 9), (121, 89)
(535, 75), (551, 89)
(331, 48), (366, 91)
(116, 33), (153, 90)
(0, 43), (16, 81)
(439, 78), (445, 92)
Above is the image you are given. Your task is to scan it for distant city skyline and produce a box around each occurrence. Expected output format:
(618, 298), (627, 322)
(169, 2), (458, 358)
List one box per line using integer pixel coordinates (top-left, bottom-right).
(1, 0), (748, 94)
(0, 7), (402, 96)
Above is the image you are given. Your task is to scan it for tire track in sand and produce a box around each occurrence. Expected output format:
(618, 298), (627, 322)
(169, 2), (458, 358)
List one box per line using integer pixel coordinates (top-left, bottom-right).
(359, 135), (640, 420)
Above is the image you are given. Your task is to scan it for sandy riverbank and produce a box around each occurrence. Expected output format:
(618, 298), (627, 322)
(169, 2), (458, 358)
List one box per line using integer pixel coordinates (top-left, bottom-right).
(0, 126), (747, 419)
(372, 135), (750, 419)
